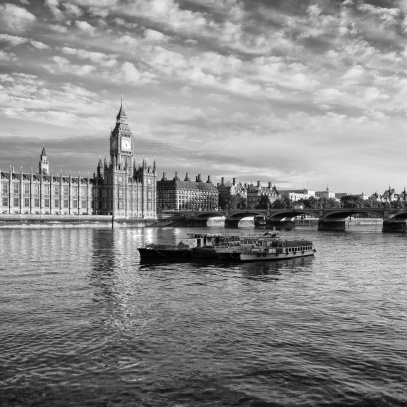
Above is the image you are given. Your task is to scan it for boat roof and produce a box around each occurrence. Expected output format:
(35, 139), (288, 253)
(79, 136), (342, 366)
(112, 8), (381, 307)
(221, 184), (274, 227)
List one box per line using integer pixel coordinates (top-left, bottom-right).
(186, 233), (223, 238)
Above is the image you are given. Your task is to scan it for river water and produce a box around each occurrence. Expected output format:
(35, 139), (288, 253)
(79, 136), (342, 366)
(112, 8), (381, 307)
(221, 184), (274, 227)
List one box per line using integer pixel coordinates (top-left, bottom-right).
(1, 224), (406, 407)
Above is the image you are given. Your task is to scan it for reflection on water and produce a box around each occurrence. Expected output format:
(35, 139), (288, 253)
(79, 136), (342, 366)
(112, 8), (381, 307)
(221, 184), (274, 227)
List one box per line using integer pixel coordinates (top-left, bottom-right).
(1, 225), (407, 407)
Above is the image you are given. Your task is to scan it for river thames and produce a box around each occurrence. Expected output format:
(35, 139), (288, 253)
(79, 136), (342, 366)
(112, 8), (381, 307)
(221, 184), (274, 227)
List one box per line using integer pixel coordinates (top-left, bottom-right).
(1, 224), (406, 406)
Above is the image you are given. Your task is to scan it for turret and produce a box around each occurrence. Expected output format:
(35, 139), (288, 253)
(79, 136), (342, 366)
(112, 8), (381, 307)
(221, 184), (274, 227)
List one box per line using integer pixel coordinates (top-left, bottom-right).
(97, 156), (104, 177)
(39, 147), (49, 175)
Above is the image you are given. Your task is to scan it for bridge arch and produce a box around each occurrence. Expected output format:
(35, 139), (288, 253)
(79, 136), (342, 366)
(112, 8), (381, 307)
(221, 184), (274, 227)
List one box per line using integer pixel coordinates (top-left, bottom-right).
(322, 209), (384, 220)
(227, 210), (267, 221)
(194, 212), (225, 220)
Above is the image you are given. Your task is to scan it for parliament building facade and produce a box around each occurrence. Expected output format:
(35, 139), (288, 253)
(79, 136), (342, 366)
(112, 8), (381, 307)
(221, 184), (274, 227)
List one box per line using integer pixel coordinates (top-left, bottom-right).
(0, 103), (157, 219)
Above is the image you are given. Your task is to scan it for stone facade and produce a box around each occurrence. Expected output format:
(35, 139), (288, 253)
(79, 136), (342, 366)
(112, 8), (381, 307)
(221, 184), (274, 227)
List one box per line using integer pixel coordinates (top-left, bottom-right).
(157, 172), (218, 211)
(246, 181), (279, 208)
(280, 189), (315, 201)
(0, 103), (157, 219)
(315, 186), (336, 199)
(217, 177), (247, 202)
(0, 166), (93, 215)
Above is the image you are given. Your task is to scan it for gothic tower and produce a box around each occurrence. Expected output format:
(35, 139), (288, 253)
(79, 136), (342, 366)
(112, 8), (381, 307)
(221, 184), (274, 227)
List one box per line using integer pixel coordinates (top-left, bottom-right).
(95, 100), (157, 220)
(110, 98), (133, 171)
(39, 147), (49, 175)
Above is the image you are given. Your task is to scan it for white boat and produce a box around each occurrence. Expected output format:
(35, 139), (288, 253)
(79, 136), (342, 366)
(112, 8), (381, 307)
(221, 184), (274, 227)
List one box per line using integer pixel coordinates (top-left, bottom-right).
(214, 230), (281, 260)
(240, 238), (315, 262)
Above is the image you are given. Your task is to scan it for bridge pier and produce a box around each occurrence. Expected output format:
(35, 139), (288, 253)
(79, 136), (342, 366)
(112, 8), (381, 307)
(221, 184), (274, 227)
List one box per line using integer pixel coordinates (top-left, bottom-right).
(318, 219), (346, 232)
(192, 219), (209, 227)
(382, 220), (407, 233)
(225, 219), (240, 228)
(266, 220), (295, 230)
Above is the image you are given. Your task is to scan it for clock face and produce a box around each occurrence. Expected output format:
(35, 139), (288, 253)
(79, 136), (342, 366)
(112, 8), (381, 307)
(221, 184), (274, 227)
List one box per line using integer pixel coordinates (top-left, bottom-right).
(111, 139), (117, 149)
(121, 138), (131, 151)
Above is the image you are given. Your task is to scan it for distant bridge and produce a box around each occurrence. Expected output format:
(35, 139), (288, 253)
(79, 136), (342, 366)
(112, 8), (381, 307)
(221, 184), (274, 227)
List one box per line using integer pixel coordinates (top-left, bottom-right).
(166, 208), (407, 233)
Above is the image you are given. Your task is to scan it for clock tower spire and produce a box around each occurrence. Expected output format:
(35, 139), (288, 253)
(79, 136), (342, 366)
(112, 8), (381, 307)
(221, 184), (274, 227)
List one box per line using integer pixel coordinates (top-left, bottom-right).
(39, 147), (49, 175)
(110, 97), (133, 171)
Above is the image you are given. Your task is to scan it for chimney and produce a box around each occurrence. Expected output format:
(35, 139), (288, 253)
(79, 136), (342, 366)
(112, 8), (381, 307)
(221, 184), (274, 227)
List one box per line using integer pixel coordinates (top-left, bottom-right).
(197, 174), (202, 182)
(233, 178), (236, 185)
(161, 172), (167, 181)
(257, 181), (261, 188)
(268, 181), (272, 189)
(184, 172), (191, 181)
(206, 175), (211, 183)
(221, 177), (225, 185)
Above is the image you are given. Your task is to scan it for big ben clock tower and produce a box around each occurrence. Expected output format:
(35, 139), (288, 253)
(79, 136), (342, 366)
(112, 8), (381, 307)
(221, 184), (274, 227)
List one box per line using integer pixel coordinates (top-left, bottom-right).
(96, 99), (157, 220)
(110, 98), (133, 171)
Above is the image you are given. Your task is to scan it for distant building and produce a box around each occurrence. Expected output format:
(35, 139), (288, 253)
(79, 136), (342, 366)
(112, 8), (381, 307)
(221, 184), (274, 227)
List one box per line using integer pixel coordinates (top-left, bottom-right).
(378, 186), (407, 202)
(246, 181), (279, 208)
(315, 186), (336, 199)
(157, 172), (218, 211)
(335, 192), (351, 199)
(217, 177), (247, 202)
(280, 189), (315, 201)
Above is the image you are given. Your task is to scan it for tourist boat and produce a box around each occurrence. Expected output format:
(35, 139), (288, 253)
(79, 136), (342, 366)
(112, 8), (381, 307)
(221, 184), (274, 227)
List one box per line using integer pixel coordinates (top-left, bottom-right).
(214, 230), (281, 260)
(138, 231), (315, 263)
(138, 233), (228, 261)
(240, 238), (315, 262)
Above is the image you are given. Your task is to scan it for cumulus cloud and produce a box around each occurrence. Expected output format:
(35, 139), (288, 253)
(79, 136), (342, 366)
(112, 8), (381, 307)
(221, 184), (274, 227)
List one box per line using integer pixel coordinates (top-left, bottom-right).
(45, 0), (64, 20)
(0, 51), (17, 62)
(48, 24), (68, 33)
(47, 56), (96, 76)
(0, 34), (50, 50)
(75, 20), (96, 35)
(62, 3), (83, 17)
(144, 29), (169, 42)
(0, 3), (36, 33)
(61, 47), (117, 67)
(116, 62), (157, 85)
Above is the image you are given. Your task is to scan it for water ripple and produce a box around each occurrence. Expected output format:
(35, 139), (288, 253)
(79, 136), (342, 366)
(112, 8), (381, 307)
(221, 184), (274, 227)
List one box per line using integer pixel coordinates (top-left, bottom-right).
(1, 227), (407, 406)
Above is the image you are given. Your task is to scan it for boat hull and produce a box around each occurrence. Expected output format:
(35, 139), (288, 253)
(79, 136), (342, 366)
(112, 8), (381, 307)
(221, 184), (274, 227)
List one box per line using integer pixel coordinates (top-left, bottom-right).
(191, 247), (218, 259)
(138, 247), (191, 260)
(240, 249), (315, 262)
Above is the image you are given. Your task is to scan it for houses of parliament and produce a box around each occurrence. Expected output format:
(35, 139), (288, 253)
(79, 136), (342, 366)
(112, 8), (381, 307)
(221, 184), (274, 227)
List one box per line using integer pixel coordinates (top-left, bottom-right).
(0, 103), (157, 219)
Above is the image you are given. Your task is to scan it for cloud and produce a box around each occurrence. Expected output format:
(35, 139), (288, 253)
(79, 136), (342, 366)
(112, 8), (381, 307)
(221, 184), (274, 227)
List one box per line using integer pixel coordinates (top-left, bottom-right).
(0, 34), (50, 50)
(47, 56), (96, 76)
(112, 17), (138, 29)
(45, 0), (64, 20)
(61, 3), (83, 17)
(144, 29), (169, 42)
(75, 20), (96, 35)
(116, 62), (157, 85)
(357, 4), (401, 26)
(0, 51), (17, 62)
(115, 35), (138, 46)
(48, 24), (68, 33)
(61, 46), (117, 67)
(0, 34), (27, 47)
(0, 3), (36, 33)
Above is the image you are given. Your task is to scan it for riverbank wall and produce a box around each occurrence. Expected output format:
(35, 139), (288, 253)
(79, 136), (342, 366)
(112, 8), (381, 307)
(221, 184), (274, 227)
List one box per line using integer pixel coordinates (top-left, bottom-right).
(0, 215), (158, 229)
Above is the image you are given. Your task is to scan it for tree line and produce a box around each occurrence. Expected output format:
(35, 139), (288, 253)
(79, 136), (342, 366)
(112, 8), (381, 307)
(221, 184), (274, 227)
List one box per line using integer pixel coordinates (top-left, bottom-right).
(220, 194), (407, 210)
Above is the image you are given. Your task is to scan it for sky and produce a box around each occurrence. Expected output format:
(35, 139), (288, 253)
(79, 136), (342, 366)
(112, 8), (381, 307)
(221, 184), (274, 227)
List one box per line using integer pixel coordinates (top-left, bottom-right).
(1, 0), (407, 195)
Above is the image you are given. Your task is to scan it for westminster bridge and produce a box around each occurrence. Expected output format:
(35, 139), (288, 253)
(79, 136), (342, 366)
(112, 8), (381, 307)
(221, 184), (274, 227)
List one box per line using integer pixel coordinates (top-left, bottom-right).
(168, 208), (407, 233)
